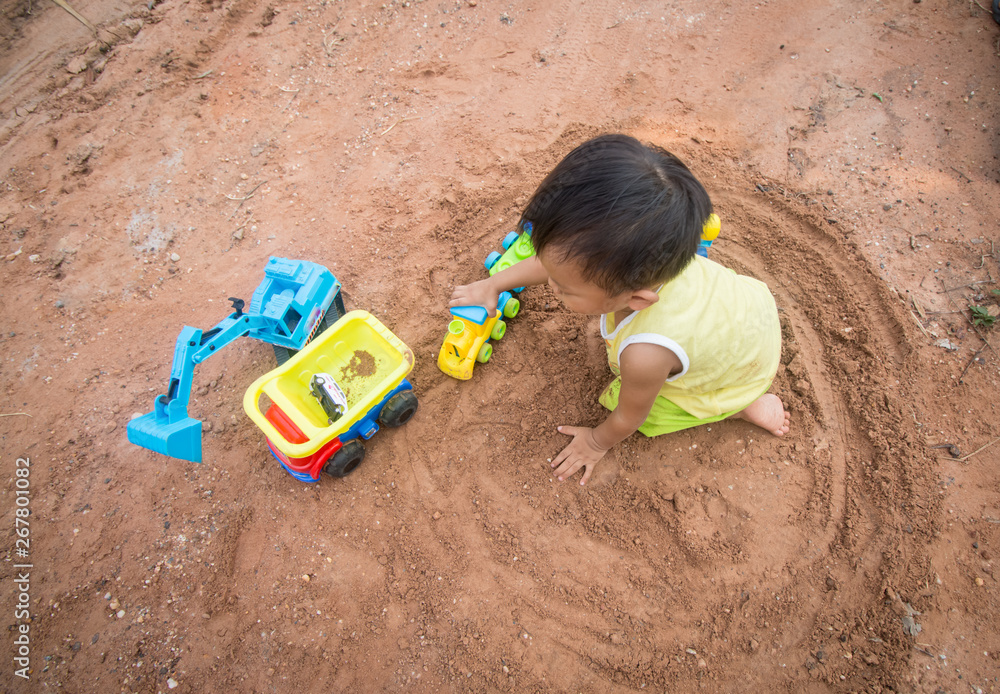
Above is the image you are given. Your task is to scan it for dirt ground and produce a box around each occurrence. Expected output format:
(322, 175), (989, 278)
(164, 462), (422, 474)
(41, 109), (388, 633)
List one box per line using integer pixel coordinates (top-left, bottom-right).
(2, 0), (1000, 691)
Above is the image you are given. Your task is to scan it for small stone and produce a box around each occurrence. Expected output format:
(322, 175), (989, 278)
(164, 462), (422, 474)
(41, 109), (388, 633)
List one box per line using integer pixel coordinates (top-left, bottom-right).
(432, 511), (442, 520)
(109, 599), (120, 610)
(170, 252), (181, 262)
(66, 54), (90, 74)
(167, 678), (178, 689)
(29, 254), (41, 263)
(673, 489), (693, 513)
(202, 612), (211, 619)
(116, 609), (126, 618)
(233, 228), (244, 240)
(104, 421), (117, 433)
(302, 574), (311, 582)
(55, 300), (65, 308)
(975, 577), (984, 586)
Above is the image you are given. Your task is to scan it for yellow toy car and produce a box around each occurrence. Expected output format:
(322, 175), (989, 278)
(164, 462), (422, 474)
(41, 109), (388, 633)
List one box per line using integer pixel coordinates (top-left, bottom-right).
(438, 292), (520, 380)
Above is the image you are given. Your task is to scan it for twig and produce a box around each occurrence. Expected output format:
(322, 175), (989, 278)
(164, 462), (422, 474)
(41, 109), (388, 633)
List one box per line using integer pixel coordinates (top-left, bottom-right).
(950, 166), (972, 183)
(380, 116), (421, 136)
(0, 412), (32, 417)
(958, 436), (1000, 462)
(234, 214), (254, 233)
(971, 0), (991, 14)
(322, 29), (345, 56)
(958, 343), (988, 383)
(937, 280), (994, 292)
(278, 86), (299, 93)
(908, 310), (931, 338)
(225, 180), (267, 220)
(973, 240), (995, 270)
(50, 0), (96, 34)
(191, 70), (214, 80)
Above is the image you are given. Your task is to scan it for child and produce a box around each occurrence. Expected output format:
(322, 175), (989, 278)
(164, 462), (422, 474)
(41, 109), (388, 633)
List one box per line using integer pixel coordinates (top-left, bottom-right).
(450, 134), (789, 485)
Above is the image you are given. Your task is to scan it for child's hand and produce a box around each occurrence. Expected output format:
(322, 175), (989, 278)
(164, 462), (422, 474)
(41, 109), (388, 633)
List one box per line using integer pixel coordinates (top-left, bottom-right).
(551, 426), (610, 485)
(449, 278), (499, 317)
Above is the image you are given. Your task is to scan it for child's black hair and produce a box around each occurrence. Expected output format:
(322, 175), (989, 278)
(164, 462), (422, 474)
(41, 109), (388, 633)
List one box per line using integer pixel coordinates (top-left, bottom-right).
(520, 134), (712, 295)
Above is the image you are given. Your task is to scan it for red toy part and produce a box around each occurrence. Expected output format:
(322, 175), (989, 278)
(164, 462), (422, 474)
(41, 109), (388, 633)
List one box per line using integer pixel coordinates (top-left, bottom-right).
(264, 404), (343, 481)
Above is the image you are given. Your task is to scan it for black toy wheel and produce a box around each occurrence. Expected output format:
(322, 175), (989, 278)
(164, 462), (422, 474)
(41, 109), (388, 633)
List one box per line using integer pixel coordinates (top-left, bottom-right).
(324, 439), (365, 478)
(273, 344), (294, 366)
(379, 390), (418, 428)
(272, 315), (332, 366)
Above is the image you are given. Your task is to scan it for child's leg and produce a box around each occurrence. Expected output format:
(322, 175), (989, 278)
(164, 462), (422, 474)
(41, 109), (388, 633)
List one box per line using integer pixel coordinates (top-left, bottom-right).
(599, 378), (732, 436)
(732, 393), (790, 436)
(599, 379), (790, 437)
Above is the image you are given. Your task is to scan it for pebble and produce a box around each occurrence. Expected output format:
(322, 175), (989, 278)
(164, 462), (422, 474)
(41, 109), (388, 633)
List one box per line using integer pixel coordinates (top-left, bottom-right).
(116, 609), (125, 618)
(29, 254), (41, 262)
(170, 253), (181, 262)
(167, 678), (178, 689)
(233, 228), (244, 240)
(105, 421), (117, 433)
(975, 577), (984, 586)
(55, 300), (65, 308)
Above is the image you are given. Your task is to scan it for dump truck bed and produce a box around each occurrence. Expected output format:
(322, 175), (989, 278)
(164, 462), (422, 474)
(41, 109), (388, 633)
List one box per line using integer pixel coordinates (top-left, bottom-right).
(243, 310), (414, 458)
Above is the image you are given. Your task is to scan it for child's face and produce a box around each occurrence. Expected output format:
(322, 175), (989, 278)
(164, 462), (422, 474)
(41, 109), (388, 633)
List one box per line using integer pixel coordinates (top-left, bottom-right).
(538, 249), (635, 315)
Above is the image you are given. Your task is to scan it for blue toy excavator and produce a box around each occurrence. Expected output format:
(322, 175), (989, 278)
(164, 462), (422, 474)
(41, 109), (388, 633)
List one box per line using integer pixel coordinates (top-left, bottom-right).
(127, 257), (345, 463)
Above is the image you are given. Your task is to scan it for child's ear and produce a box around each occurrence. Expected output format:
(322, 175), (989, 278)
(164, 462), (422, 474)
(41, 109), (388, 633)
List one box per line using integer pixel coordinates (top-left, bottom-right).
(627, 289), (660, 311)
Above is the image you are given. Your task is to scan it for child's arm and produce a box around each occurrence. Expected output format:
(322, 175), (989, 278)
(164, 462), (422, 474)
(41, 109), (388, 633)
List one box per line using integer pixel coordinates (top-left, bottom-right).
(552, 342), (681, 485)
(449, 255), (550, 316)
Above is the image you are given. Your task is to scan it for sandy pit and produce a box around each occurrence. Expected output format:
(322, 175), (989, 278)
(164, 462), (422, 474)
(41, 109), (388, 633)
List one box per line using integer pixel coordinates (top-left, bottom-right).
(2, 0), (1000, 691)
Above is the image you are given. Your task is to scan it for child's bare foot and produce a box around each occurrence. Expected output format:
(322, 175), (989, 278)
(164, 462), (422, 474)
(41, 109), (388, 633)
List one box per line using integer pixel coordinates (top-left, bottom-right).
(734, 394), (790, 436)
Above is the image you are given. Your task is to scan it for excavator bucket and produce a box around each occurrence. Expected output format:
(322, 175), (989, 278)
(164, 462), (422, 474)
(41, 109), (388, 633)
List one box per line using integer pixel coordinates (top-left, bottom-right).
(126, 393), (203, 463)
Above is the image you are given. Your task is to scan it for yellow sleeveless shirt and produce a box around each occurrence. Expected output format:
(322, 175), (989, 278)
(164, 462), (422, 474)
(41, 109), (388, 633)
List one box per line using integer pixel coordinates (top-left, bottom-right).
(601, 255), (781, 419)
